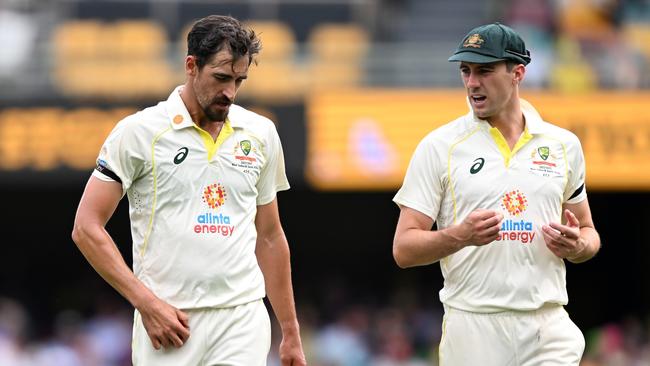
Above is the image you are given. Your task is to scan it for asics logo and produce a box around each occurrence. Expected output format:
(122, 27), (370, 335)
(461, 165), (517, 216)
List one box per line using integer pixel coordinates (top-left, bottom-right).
(174, 147), (189, 164)
(470, 157), (485, 174)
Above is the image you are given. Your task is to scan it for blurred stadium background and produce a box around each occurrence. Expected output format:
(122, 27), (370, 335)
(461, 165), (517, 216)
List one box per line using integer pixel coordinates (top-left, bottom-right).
(1, 0), (649, 365)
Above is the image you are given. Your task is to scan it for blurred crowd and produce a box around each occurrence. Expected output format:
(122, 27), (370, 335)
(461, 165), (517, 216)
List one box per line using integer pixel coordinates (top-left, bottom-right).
(0, 0), (649, 103)
(1, 295), (649, 366)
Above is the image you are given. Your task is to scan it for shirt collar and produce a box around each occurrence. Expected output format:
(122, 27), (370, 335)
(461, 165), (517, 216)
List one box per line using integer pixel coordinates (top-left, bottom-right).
(166, 85), (243, 130)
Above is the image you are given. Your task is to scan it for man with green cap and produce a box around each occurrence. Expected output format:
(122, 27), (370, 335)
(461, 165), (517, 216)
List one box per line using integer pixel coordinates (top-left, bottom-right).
(392, 23), (600, 365)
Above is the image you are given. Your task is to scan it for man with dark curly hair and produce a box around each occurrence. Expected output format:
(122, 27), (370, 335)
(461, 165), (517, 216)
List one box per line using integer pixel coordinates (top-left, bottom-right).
(72, 15), (306, 366)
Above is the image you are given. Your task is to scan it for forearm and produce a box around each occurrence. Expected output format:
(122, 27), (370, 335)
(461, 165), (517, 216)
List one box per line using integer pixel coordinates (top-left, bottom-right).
(72, 223), (155, 309)
(567, 226), (601, 263)
(256, 232), (299, 333)
(393, 226), (465, 268)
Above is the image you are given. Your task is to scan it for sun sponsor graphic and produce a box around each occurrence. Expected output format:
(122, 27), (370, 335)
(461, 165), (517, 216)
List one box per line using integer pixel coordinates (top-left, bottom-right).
(194, 183), (235, 236)
(497, 189), (536, 244)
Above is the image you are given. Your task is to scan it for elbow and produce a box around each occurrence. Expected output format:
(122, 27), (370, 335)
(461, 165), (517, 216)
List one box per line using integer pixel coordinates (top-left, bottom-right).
(392, 240), (412, 269)
(71, 221), (88, 247)
(71, 224), (81, 246)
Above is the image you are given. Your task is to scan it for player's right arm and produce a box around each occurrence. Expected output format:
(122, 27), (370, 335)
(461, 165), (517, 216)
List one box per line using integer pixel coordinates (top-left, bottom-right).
(71, 176), (190, 349)
(393, 207), (503, 268)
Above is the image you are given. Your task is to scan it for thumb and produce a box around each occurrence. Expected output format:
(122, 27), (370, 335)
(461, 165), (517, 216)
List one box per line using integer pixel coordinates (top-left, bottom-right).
(564, 209), (579, 228)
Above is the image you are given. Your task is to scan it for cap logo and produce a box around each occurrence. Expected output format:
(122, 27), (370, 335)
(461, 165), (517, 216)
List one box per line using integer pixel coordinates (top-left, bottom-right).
(463, 34), (484, 48)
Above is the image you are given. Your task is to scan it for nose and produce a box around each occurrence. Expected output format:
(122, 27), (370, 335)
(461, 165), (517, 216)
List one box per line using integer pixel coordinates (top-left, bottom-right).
(223, 80), (237, 101)
(465, 71), (480, 89)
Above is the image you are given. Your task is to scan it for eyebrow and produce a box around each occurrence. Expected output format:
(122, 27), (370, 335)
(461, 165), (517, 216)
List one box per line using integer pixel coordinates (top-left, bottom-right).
(212, 72), (248, 80)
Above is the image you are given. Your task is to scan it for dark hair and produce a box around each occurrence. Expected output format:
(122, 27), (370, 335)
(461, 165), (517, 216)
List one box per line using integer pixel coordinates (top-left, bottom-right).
(505, 60), (520, 72)
(187, 15), (261, 69)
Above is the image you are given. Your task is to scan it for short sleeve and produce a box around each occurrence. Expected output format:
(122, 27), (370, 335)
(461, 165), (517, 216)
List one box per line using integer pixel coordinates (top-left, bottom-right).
(563, 135), (587, 204)
(92, 116), (145, 194)
(393, 136), (443, 220)
(256, 124), (290, 205)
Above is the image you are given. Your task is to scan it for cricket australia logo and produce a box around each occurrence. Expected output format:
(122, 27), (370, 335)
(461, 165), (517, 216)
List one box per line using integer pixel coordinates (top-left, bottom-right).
(537, 146), (550, 161)
(240, 140), (252, 156)
(529, 145), (562, 178)
(233, 139), (257, 164)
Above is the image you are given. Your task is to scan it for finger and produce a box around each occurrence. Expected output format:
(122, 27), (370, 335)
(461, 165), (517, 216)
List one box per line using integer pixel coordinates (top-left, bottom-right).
(150, 336), (161, 350)
(549, 222), (579, 240)
(542, 225), (564, 242)
(177, 310), (190, 330)
(160, 336), (173, 349)
(547, 222), (568, 236)
(565, 209), (580, 228)
(168, 332), (185, 348)
(475, 209), (500, 220)
(177, 325), (190, 342)
(486, 213), (504, 228)
(482, 225), (501, 238)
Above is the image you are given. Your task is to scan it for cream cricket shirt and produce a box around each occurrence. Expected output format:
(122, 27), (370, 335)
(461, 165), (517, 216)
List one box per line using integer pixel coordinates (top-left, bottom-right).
(394, 100), (587, 313)
(93, 86), (289, 310)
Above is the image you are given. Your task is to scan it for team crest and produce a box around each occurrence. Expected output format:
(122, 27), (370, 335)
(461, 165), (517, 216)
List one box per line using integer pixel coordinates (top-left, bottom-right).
(464, 34), (484, 48)
(537, 146), (550, 161)
(240, 140), (252, 156)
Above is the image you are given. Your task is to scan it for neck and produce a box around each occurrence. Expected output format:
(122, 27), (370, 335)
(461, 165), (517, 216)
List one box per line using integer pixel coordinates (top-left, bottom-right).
(486, 98), (525, 150)
(179, 84), (225, 140)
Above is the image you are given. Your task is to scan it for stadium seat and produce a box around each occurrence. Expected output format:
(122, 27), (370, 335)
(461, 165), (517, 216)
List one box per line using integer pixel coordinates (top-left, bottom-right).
(237, 20), (306, 102)
(111, 20), (168, 58)
(51, 19), (175, 99)
(52, 20), (104, 60)
(556, 0), (617, 42)
(622, 22), (650, 61)
(548, 37), (597, 92)
(306, 23), (369, 89)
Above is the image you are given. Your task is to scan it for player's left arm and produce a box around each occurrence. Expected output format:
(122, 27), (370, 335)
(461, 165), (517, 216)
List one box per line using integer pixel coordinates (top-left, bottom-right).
(255, 198), (306, 366)
(542, 199), (601, 263)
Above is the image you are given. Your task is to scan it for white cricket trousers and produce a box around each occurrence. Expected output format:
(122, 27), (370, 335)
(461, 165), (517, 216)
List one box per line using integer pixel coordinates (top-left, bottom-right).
(132, 299), (271, 366)
(439, 304), (585, 366)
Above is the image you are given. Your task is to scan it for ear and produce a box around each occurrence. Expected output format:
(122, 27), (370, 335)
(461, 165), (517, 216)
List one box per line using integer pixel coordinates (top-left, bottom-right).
(513, 64), (526, 84)
(185, 55), (198, 76)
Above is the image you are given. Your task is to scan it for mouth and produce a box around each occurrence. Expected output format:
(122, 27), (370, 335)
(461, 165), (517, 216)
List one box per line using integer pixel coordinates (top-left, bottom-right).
(470, 94), (487, 106)
(213, 101), (231, 109)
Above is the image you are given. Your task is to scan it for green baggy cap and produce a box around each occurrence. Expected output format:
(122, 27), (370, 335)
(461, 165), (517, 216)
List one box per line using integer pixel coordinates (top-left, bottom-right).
(448, 22), (531, 65)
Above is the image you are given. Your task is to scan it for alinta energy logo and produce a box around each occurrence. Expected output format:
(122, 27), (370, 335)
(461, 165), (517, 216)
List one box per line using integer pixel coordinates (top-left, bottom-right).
(496, 189), (536, 244)
(194, 183), (235, 236)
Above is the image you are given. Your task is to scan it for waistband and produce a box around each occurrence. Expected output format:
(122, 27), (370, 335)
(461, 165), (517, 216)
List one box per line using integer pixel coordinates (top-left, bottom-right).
(444, 302), (564, 317)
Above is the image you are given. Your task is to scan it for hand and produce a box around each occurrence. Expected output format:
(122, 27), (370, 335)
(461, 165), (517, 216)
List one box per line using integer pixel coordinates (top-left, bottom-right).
(138, 296), (190, 350)
(279, 330), (306, 366)
(542, 209), (586, 260)
(451, 208), (503, 247)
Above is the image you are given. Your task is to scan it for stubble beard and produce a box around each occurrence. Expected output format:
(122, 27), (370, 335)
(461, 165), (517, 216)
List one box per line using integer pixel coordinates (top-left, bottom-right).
(203, 104), (228, 122)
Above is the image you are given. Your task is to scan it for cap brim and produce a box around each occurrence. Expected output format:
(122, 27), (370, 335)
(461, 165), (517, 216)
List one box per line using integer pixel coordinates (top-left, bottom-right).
(448, 51), (504, 64)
